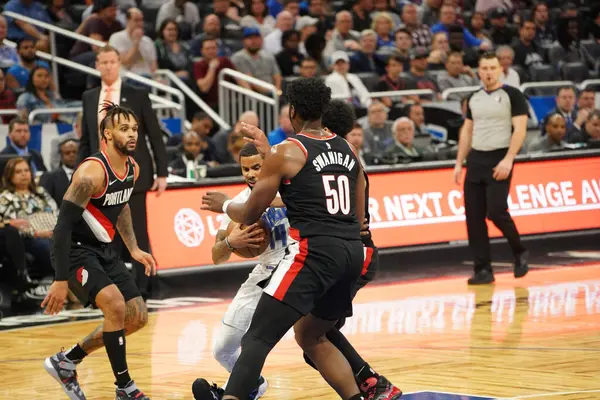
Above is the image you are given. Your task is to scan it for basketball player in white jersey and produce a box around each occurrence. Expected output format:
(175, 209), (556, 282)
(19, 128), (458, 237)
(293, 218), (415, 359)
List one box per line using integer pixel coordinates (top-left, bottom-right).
(209, 143), (293, 400)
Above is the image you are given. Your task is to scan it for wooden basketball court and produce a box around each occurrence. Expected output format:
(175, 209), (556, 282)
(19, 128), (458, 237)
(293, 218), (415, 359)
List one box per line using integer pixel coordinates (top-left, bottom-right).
(1, 262), (600, 399)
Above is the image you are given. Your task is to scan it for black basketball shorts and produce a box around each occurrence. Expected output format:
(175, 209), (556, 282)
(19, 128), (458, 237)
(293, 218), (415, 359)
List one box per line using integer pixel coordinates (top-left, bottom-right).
(67, 242), (141, 308)
(263, 234), (364, 321)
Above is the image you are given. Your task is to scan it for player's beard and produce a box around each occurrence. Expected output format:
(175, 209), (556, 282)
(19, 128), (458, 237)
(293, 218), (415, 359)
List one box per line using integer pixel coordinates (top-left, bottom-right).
(115, 140), (136, 156)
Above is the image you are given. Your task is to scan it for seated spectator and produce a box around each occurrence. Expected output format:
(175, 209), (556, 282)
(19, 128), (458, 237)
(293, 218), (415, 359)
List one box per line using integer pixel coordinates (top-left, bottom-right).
(212, 0), (243, 39)
(532, 2), (556, 47)
(468, 11), (491, 43)
(528, 113), (568, 153)
(428, 32), (450, 70)
(39, 138), (78, 206)
(578, 88), (596, 116)
(381, 117), (423, 163)
(263, 11), (295, 55)
(276, 30), (304, 77)
(0, 16), (19, 69)
(6, 38), (52, 92)
(372, 12), (395, 50)
(323, 11), (361, 60)
(169, 131), (216, 178)
(437, 51), (479, 98)
(400, 3), (432, 49)
(69, 0), (123, 67)
(109, 8), (158, 77)
(359, 101), (394, 153)
(296, 15), (319, 56)
(16, 66), (63, 124)
(155, 0), (200, 41)
(0, 69), (17, 124)
(155, 19), (193, 82)
(305, 33), (328, 74)
(582, 109), (600, 143)
(373, 0), (401, 28)
(542, 86), (584, 143)
(213, 111), (259, 163)
(46, 0), (76, 31)
(4, 0), (51, 52)
(393, 28), (412, 71)
(350, 29), (385, 75)
(550, 17), (595, 71)
(325, 51), (371, 108)
(431, 5), (487, 50)
(405, 47), (441, 98)
(232, 28), (282, 95)
(189, 15), (233, 58)
(512, 20), (544, 71)
(488, 8), (517, 46)
(268, 105), (294, 145)
(298, 57), (319, 78)
(49, 112), (82, 170)
(1, 119), (46, 175)
(584, 6), (600, 42)
(373, 54), (414, 108)
(347, 122), (370, 165)
(0, 157), (56, 280)
(240, 0), (276, 37)
(497, 46), (520, 88)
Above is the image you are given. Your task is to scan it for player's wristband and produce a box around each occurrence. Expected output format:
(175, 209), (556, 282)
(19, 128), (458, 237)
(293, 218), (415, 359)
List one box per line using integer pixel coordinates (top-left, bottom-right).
(222, 199), (232, 214)
(224, 236), (234, 251)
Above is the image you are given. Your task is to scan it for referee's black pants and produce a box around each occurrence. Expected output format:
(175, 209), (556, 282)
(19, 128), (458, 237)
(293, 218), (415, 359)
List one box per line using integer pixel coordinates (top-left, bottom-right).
(464, 149), (526, 273)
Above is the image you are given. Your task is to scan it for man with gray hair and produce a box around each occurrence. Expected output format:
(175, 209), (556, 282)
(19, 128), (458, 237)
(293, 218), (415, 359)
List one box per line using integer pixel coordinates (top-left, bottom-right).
(496, 45), (520, 88)
(323, 11), (360, 59)
(263, 10), (295, 54)
(350, 29), (385, 74)
(359, 101), (394, 153)
(381, 117), (423, 163)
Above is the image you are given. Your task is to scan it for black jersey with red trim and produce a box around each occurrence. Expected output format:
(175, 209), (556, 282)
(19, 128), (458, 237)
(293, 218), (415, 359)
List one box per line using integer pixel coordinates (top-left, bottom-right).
(72, 151), (136, 245)
(280, 132), (361, 240)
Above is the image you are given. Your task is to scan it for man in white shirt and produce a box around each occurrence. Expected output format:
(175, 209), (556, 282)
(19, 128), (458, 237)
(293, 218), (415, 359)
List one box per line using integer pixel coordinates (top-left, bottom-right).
(324, 50), (371, 108)
(263, 11), (294, 54)
(109, 8), (157, 76)
(497, 45), (520, 88)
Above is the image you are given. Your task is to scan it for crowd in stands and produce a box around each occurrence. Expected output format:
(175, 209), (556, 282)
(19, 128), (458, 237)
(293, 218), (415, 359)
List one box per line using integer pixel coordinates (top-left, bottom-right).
(0, 0), (599, 299)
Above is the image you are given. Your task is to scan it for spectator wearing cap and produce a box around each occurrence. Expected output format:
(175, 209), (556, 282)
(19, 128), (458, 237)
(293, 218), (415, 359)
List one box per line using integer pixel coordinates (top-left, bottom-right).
(532, 2), (556, 47)
(405, 47), (441, 97)
(155, 0), (200, 40)
(3, 0), (52, 52)
(350, 29), (385, 75)
(240, 0), (276, 37)
(325, 51), (371, 108)
(437, 51), (479, 98)
(374, 54), (414, 108)
(232, 27), (282, 95)
(394, 28), (412, 71)
(528, 113), (568, 153)
(496, 46), (520, 88)
(400, 4), (432, 49)
(195, 36), (236, 110)
(276, 30), (304, 76)
(263, 11), (295, 54)
(511, 19), (544, 70)
(70, 0), (123, 66)
(323, 11), (361, 60)
(296, 15), (319, 56)
(431, 5), (488, 50)
(352, 0), (374, 33)
(488, 8), (517, 46)
(189, 15), (233, 58)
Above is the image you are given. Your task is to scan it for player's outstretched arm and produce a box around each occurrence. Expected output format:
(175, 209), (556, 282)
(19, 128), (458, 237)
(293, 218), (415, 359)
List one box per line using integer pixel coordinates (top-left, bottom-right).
(117, 204), (157, 276)
(42, 161), (105, 315)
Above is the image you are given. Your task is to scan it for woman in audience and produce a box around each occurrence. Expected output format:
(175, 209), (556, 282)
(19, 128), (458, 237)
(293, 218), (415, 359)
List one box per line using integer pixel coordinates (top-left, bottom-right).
(0, 16), (19, 69)
(16, 66), (62, 124)
(276, 30), (304, 77)
(468, 12), (491, 42)
(372, 12), (395, 49)
(155, 19), (194, 82)
(428, 32), (450, 70)
(0, 158), (56, 282)
(240, 0), (276, 37)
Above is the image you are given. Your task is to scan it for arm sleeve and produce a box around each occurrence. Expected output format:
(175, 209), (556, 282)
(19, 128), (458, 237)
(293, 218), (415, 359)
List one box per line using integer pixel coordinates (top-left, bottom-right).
(506, 86), (529, 117)
(51, 200), (84, 280)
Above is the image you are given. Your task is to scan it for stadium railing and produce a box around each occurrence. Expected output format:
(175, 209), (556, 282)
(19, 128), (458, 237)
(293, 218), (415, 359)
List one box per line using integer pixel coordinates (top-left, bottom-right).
(27, 104), (182, 125)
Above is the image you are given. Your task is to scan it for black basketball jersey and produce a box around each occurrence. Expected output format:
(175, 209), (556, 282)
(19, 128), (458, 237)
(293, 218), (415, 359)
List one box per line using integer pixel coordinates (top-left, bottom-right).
(361, 171), (373, 246)
(72, 151), (136, 245)
(280, 132), (361, 240)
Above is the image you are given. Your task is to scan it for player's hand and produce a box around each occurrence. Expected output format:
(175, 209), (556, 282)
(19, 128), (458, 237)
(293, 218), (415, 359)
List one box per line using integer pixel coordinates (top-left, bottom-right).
(493, 157), (513, 181)
(131, 248), (157, 276)
(9, 219), (30, 231)
(151, 177), (168, 196)
(201, 191), (230, 213)
(240, 122), (270, 156)
(228, 223), (265, 249)
(453, 163), (463, 185)
(41, 281), (69, 315)
(360, 217), (369, 236)
(36, 230), (53, 239)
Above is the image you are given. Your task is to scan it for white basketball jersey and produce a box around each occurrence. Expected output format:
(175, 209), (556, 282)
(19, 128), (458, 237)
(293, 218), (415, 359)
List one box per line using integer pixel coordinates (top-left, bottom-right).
(219, 188), (295, 266)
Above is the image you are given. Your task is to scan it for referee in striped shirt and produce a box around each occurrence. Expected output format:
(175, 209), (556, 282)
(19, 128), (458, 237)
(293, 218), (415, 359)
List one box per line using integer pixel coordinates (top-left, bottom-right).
(453, 52), (529, 285)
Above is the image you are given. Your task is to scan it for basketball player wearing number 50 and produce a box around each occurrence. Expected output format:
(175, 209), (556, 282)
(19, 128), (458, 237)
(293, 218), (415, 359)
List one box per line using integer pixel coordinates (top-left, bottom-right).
(41, 103), (156, 400)
(207, 143), (294, 400)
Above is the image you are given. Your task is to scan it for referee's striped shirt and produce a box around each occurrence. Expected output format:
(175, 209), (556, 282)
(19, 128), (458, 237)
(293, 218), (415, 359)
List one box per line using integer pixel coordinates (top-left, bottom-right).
(466, 85), (529, 151)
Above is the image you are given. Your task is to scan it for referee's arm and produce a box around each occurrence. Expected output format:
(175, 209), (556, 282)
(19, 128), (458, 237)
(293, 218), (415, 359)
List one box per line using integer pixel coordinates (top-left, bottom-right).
(493, 89), (529, 180)
(453, 116), (474, 184)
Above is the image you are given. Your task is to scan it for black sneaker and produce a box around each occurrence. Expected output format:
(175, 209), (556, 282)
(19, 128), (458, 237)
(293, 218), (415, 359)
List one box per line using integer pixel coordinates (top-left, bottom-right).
(44, 350), (86, 399)
(115, 381), (149, 400)
(467, 270), (495, 285)
(249, 375), (268, 399)
(192, 378), (224, 400)
(514, 251), (529, 278)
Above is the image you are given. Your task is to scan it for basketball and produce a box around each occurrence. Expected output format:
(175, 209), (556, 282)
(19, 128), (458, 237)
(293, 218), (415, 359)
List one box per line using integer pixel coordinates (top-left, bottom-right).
(226, 220), (270, 258)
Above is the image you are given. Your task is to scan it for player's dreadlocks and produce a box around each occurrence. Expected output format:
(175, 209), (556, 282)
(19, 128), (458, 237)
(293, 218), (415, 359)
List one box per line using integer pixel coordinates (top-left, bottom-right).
(98, 101), (139, 140)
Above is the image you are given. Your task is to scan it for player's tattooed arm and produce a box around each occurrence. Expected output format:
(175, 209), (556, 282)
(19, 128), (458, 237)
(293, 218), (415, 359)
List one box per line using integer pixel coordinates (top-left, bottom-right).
(116, 204), (139, 253)
(63, 162), (105, 207)
(212, 229), (232, 264)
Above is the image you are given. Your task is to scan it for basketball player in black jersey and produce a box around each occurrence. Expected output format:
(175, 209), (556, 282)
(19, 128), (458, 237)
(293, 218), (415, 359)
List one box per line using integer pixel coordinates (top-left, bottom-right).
(201, 78), (367, 400)
(41, 103), (156, 400)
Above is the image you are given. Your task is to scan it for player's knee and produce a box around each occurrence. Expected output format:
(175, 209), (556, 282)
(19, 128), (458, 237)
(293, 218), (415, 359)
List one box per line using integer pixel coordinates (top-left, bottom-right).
(293, 325), (322, 351)
(96, 286), (126, 323)
(487, 209), (508, 224)
(124, 297), (148, 333)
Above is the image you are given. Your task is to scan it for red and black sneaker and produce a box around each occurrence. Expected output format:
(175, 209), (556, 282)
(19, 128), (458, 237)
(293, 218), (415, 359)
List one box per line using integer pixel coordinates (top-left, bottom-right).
(360, 375), (402, 400)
